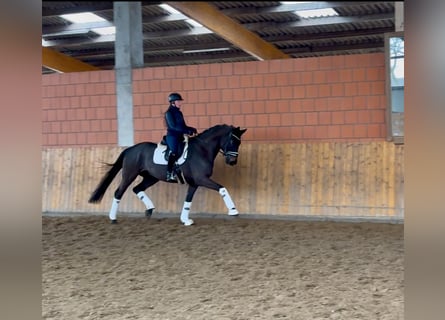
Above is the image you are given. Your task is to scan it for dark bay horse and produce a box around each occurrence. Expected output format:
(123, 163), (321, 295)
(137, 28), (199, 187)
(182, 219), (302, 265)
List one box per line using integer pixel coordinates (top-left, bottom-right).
(88, 124), (247, 225)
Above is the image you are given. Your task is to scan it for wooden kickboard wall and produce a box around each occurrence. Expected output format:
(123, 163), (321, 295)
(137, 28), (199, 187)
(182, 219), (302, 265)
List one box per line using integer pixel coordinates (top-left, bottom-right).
(42, 141), (404, 219)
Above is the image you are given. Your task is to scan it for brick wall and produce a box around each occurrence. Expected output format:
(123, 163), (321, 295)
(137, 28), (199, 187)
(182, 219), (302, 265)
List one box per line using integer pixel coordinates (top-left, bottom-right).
(42, 53), (387, 147)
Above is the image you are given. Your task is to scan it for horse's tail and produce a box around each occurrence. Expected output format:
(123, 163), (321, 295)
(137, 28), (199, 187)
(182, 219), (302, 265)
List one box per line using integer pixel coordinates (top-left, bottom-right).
(88, 150), (126, 204)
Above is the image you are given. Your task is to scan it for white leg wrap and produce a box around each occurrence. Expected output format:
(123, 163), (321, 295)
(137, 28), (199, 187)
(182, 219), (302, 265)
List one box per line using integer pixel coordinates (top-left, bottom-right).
(219, 187), (239, 216)
(137, 191), (155, 210)
(180, 201), (194, 226)
(109, 198), (120, 221)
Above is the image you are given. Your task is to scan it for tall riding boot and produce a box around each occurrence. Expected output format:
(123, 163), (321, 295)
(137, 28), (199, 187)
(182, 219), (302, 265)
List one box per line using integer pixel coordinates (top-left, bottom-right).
(166, 153), (177, 182)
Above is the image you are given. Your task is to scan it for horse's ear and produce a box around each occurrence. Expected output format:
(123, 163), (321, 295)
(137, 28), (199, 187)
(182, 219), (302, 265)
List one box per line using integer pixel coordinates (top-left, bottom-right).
(233, 126), (247, 136)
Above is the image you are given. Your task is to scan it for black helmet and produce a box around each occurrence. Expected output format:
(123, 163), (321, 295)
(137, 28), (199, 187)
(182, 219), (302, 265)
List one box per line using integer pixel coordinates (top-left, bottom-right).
(168, 92), (183, 102)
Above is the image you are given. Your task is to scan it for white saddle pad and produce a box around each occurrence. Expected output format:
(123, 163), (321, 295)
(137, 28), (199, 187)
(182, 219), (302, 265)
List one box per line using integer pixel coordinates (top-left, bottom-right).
(153, 143), (188, 165)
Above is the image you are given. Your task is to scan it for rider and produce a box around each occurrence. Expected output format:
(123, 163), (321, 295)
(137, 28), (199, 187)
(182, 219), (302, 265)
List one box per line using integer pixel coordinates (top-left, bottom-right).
(164, 92), (197, 182)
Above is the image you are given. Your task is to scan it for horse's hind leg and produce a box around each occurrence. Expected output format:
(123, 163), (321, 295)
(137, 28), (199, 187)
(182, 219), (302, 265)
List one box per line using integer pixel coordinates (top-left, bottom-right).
(109, 171), (138, 224)
(133, 172), (159, 218)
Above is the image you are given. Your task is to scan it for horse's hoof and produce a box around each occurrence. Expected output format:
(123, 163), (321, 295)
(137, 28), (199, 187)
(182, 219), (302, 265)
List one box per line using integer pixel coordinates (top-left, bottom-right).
(228, 209), (239, 216)
(110, 219), (118, 224)
(181, 219), (194, 226)
(145, 208), (153, 218)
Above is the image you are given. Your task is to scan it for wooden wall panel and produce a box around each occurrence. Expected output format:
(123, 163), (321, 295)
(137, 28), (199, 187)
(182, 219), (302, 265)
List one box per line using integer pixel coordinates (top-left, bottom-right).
(42, 142), (404, 220)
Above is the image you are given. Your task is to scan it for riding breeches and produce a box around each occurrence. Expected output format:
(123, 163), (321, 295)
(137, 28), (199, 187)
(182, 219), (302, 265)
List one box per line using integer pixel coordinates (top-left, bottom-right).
(165, 135), (181, 156)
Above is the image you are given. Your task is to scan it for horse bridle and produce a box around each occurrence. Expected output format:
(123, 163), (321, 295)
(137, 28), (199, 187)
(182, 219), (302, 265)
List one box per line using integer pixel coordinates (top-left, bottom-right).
(220, 131), (240, 158)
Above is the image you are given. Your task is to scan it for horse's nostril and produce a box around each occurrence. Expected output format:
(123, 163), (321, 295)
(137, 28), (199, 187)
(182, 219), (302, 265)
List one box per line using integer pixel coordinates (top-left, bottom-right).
(226, 156), (238, 166)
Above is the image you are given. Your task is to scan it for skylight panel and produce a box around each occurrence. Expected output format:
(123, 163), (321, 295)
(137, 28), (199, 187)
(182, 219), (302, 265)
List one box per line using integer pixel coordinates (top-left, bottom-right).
(295, 8), (338, 19)
(60, 12), (106, 24)
(186, 19), (203, 28)
(183, 48), (230, 54)
(159, 4), (181, 15)
(91, 27), (116, 35)
(59, 12), (115, 36)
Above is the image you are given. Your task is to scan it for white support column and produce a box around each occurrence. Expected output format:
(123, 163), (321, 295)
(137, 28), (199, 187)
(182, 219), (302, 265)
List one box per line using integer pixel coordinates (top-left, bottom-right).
(114, 2), (144, 147)
(395, 2), (404, 32)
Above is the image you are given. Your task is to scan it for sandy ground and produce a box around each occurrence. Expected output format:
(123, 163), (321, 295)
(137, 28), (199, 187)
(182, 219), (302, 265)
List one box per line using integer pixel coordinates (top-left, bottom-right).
(42, 215), (404, 320)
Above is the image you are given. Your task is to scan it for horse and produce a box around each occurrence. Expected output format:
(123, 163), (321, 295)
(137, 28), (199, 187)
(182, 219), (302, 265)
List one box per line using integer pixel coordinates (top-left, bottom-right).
(88, 124), (247, 226)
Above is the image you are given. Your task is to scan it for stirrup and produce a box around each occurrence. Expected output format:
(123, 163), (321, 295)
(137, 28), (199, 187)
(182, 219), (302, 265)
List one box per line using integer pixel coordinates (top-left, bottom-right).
(166, 172), (177, 183)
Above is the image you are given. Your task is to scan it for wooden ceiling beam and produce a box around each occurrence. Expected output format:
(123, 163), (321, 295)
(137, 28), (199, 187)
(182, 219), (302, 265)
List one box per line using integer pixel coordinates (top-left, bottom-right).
(166, 2), (289, 61)
(42, 47), (101, 73)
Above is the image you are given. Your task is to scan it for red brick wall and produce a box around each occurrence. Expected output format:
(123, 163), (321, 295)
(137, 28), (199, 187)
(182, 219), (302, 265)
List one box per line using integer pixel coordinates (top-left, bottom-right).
(42, 53), (387, 147)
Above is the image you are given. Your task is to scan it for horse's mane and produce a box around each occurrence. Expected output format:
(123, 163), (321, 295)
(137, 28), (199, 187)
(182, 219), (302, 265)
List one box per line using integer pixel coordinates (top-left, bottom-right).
(197, 124), (231, 138)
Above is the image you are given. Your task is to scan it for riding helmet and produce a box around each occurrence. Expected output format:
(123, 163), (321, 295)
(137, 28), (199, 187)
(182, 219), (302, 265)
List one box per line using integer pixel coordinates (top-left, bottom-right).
(168, 92), (183, 102)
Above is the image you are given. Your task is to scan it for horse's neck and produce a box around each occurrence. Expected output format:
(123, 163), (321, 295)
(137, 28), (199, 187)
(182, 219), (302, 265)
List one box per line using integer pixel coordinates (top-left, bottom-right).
(196, 126), (229, 156)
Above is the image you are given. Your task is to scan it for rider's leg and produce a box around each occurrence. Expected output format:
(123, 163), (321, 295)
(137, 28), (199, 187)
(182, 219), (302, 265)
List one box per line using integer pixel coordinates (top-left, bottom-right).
(165, 135), (180, 182)
(166, 151), (177, 182)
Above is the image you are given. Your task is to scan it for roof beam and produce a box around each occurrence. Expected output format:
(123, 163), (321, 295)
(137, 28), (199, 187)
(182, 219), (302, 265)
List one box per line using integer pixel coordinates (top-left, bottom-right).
(42, 47), (101, 73)
(166, 2), (289, 61)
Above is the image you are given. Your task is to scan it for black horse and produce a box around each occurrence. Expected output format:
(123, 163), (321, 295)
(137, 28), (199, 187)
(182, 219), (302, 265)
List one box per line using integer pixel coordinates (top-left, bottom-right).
(88, 124), (247, 225)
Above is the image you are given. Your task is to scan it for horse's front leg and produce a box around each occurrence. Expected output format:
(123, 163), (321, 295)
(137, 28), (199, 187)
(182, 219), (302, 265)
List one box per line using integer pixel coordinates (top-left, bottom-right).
(219, 187), (239, 216)
(196, 178), (239, 217)
(181, 185), (198, 226)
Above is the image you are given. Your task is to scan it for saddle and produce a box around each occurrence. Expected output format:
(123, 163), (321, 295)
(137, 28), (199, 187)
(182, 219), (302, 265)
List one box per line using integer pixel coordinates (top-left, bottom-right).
(153, 135), (189, 165)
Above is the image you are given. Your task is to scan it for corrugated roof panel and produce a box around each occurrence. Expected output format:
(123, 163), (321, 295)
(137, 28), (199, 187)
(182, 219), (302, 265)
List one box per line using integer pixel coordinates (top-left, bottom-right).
(42, 16), (71, 27)
(214, 2), (279, 10)
(234, 11), (298, 24)
(334, 2), (394, 16)
(142, 20), (192, 33)
(42, 1), (397, 72)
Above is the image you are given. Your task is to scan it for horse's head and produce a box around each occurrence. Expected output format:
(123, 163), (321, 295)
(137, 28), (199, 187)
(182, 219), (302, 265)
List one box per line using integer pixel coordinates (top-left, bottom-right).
(221, 126), (247, 165)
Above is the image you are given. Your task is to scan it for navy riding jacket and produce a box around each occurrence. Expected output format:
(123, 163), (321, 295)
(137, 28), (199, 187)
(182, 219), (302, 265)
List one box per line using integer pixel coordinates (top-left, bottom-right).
(164, 105), (196, 154)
